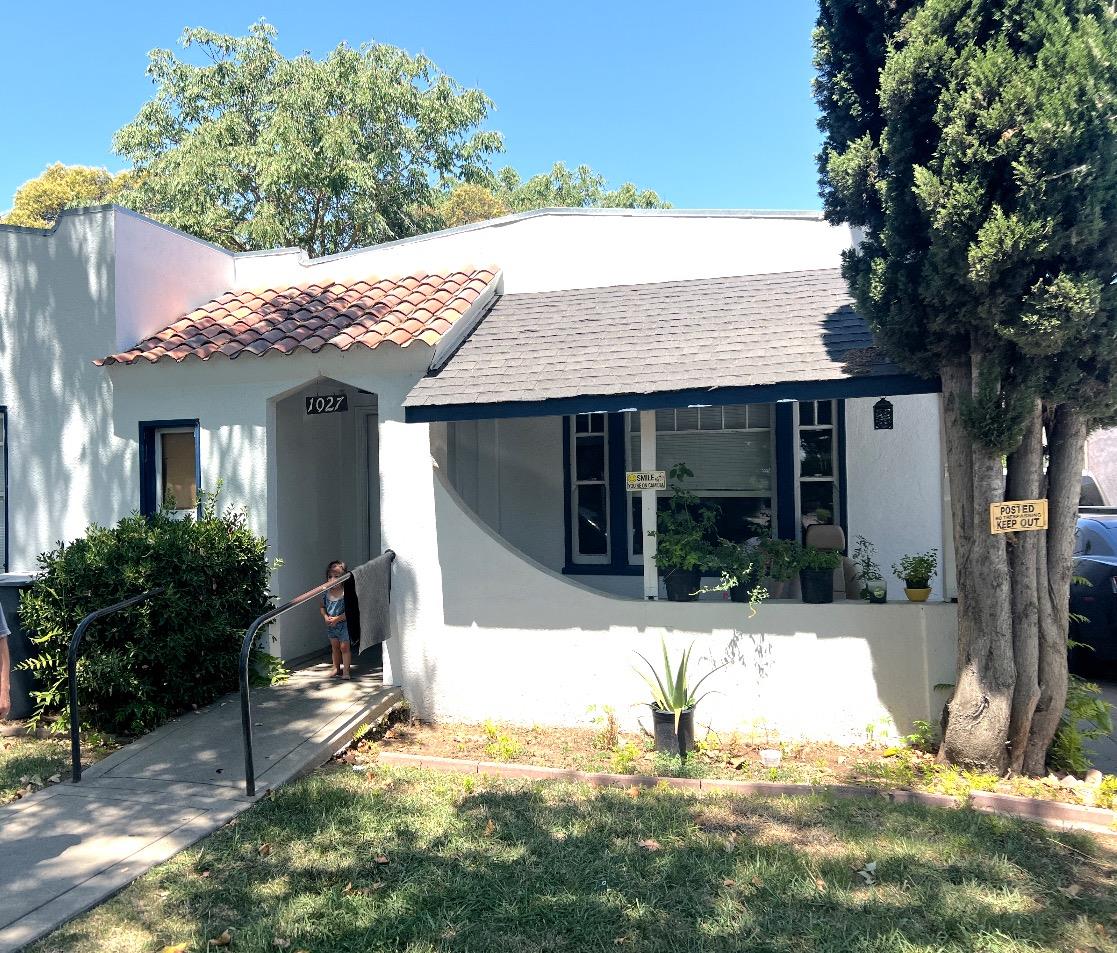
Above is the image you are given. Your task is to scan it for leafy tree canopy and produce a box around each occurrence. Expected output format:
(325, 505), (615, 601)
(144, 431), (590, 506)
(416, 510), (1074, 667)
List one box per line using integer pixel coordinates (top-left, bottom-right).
(1, 163), (132, 229)
(439, 162), (669, 227)
(493, 162), (669, 212)
(113, 22), (503, 257)
(816, 0), (1117, 440)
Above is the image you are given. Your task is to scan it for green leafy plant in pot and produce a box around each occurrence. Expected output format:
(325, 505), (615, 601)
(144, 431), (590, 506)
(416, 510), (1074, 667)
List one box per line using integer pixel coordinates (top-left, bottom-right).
(649, 463), (719, 601)
(797, 544), (843, 604)
(635, 639), (727, 759)
(852, 535), (886, 603)
(893, 550), (937, 602)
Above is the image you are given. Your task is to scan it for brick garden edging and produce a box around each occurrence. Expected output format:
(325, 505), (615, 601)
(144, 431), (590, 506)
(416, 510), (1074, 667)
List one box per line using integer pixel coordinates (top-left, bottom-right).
(376, 751), (1117, 837)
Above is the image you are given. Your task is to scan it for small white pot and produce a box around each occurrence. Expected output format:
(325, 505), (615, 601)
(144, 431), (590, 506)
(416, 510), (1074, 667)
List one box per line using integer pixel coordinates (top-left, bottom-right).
(759, 748), (782, 768)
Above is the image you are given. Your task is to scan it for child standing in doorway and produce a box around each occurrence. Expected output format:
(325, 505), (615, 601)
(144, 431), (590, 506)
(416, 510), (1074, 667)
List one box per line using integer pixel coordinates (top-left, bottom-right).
(321, 560), (351, 679)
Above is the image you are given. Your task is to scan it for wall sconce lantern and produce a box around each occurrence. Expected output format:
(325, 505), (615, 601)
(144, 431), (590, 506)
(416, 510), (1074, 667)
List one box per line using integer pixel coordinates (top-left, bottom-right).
(873, 398), (894, 430)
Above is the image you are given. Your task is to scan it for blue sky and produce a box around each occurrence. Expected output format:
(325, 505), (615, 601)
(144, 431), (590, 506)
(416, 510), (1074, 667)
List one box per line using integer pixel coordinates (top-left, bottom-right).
(0, 1), (824, 212)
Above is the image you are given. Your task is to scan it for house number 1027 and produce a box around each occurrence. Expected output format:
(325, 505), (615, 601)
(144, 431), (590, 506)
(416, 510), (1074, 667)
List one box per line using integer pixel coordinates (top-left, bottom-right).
(305, 393), (349, 415)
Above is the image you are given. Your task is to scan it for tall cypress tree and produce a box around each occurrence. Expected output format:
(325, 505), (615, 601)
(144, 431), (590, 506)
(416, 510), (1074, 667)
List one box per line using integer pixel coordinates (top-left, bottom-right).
(815, 0), (1117, 772)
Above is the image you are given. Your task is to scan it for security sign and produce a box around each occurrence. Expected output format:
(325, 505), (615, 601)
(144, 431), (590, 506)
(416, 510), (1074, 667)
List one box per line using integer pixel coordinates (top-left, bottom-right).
(990, 499), (1048, 534)
(626, 470), (667, 491)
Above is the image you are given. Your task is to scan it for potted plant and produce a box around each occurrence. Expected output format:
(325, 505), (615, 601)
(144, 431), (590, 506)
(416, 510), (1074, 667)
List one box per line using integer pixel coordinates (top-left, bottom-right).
(650, 463), (719, 602)
(635, 639), (727, 757)
(712, 539), (763, 603)
(797, 544), (842, 604)
(893, 549), (937, 602)
(852, 535), (886, 603)
(756, 535), (800, 598)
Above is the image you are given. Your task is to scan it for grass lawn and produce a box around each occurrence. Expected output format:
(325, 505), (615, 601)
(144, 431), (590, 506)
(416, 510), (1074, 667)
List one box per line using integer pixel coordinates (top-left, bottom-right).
(0, 734), (71, 803)
(1, 730), (116, 803)
(31, 764), (1117, 953)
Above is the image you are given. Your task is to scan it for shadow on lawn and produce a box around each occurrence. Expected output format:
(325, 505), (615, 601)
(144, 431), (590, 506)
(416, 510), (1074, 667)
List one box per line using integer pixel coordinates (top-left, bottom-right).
(36, 770), (1117, 953)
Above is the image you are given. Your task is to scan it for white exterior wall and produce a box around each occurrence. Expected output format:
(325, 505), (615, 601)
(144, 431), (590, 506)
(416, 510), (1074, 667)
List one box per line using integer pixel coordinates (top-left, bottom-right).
(845, 394), (951, 600)
(114, 209), (233, 350)
(0, 210), (124, 571)
(387, 462), (957, 741)
(107, 346), (431, 658)
(233, 211), (854, 294)
(0, 208), (237, 572)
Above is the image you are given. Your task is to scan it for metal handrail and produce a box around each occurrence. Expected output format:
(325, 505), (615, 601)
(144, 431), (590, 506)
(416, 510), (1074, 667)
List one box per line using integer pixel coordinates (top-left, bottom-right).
(68, 588), (164, 782)
(238, 551), (394, 797)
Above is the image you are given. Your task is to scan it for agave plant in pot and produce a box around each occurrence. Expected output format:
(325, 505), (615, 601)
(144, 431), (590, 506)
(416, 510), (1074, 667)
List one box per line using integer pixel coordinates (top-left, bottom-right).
(650, 463), (720, 602)
(635, 639), (727, 758)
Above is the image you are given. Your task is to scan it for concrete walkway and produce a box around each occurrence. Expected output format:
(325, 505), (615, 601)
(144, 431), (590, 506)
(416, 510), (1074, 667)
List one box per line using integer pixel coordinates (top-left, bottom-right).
(0, 659), (401, 953)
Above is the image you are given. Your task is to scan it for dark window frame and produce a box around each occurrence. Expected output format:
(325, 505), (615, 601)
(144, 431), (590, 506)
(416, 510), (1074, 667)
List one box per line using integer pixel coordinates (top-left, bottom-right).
(139, 419), (201, 518)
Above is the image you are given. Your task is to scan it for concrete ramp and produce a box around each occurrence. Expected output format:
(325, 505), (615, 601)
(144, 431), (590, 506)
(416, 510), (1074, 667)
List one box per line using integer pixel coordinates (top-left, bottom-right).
(0, 660), (401, 953)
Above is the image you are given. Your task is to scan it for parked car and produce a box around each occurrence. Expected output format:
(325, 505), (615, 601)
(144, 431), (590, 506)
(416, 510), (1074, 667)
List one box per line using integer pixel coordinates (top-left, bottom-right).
(1070, 514), (1117, 668)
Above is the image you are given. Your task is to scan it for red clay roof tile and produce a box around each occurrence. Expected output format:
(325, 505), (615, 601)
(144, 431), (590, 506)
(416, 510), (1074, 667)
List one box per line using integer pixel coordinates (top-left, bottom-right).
(97, 267), (499, 366)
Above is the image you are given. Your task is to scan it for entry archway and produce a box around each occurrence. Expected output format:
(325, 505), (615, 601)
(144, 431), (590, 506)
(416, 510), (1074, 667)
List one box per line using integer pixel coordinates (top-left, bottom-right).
(270, 377), (379, 660)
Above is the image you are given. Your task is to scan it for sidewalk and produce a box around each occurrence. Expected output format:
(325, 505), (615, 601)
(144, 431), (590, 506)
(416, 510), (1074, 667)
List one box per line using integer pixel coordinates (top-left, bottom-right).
(0, 659), (401, 953)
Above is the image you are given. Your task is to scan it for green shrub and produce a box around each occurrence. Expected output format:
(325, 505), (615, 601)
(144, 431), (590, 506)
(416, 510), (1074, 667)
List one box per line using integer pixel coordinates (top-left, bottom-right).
(1049, 674), (1114, 776)
(17, 494), (275, 735)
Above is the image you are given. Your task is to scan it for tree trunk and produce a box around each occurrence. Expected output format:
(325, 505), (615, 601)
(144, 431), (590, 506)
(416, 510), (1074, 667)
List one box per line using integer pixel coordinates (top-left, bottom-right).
(938, 362), (1088, 774)
(1021, 403), (1086, 774)
(1005, 402), (1043, 774)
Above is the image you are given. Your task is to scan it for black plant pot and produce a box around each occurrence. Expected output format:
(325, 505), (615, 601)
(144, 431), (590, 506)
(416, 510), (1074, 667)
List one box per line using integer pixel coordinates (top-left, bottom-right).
(729, 571), (761, 603)
(652, 707), (695, 755)
(799, 568), (834, 604)
(663, 568), (702, 602)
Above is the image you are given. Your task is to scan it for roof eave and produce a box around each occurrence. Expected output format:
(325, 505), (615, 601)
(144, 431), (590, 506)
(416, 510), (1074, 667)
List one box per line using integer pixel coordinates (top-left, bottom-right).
(403, 372), (940, 423)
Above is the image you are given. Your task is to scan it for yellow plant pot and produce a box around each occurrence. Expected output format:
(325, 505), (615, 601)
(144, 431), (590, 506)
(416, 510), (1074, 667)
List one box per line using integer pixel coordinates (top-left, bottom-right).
(904, 587), (932, 602)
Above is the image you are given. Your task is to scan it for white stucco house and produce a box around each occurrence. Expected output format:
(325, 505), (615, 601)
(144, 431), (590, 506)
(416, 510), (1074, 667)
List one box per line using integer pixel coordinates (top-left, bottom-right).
(0, 205), (958, 741)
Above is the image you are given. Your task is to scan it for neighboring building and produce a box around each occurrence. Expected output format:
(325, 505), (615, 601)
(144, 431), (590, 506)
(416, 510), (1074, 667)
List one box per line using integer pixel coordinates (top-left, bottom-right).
(0, 206), (958, 741)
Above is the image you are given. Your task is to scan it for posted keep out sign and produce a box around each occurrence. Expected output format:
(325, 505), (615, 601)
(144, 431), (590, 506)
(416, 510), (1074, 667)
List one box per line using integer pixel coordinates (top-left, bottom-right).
(989, 499), (1048, 534)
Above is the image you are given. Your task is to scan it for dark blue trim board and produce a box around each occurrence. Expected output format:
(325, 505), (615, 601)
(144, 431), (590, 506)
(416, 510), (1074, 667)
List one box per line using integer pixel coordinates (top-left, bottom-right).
(561, 417), (573, 570)
(606, 413), (628, 567)
(405, 374), (939, 423)
(837, 400), (849, 548)
(139, 419), (201, 517)
(1, 406), (7, 573)
(774, 402), (797, 541)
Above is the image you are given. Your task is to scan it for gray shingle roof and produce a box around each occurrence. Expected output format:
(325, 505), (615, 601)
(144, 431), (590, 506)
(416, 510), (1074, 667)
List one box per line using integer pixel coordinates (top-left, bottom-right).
(403, 269), (917, 414)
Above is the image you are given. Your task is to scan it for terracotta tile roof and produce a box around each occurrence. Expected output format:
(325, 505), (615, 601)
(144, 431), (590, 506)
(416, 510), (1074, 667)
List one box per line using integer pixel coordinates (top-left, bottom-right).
(98, 267), (499, 366)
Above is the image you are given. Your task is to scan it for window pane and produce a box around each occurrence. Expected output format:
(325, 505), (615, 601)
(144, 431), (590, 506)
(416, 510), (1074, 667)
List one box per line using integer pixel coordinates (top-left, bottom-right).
(676, 408), (699, 432)
(575, 435), (605, 482)
(723, 406), (749, 430)
(655, 409), (675, 432)
(631, 496), (643, 556)
(800, 482), (835, 526)
(699, 407), (723, 431)
(577, 485), (608, 555)
(656, 431), (771, 491)
(799, 402), (815, 426)
(707, 497), (773, 542)
(575, 414), (589, 434)
(588, 413), (606, 434)
(817, 400), (833, 425)
(748, 403), (771, 428)
(161, 431), (197, 509)
(799, 430), (833, 478)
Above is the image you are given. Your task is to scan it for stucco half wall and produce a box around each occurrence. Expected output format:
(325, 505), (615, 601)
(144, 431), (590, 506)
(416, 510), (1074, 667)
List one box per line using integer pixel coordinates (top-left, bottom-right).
(388, 461), (958, 743)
